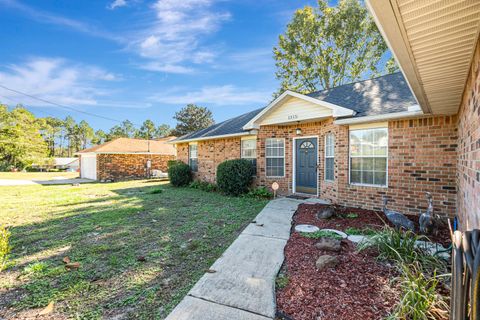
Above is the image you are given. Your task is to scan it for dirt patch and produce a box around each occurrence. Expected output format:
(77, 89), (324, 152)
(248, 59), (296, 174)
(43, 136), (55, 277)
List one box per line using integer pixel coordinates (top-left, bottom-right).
(276, 203), (451, 320)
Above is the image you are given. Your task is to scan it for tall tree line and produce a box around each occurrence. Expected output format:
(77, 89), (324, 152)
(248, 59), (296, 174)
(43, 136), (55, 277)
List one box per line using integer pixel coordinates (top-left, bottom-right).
(0, 103), (214, 170)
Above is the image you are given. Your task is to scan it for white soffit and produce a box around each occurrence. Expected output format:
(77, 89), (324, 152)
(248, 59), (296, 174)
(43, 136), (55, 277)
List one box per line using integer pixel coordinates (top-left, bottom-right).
(367, 0), (480, 115)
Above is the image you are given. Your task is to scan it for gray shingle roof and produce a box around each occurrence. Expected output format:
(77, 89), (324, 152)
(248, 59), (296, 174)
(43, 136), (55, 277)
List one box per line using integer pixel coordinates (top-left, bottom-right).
(174, 107), (264, 142)
(174, 72), (417, 142)
(308, 72), (417, 117)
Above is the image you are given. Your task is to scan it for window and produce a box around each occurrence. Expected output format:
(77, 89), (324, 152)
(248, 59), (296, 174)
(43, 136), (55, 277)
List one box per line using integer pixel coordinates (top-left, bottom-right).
(189, 144), (198, 172)
(325, 133), (335, 181)
(349, 128), (388, 186)
(266, 138), (285, 177)
(241, 138), (257, 174)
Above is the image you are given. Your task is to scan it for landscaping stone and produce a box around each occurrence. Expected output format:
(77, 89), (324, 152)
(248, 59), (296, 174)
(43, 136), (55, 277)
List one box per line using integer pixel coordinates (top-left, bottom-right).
(320, 228), (347, 239)
(316, 206), (334, 219)
(315, 255), (338, 270)
(315, 238), (341, 252)
(295, 224), (320, 233)
(347, 235), (367, 244)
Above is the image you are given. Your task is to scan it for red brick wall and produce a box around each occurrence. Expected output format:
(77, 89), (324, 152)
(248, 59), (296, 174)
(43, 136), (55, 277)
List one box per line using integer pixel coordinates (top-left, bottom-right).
(176, 138), (241, 182)
(337, 117), (457, 216)
(175, 115), (457, 216)
(96, 153), (174, 181)
(457, 41), (480, 230)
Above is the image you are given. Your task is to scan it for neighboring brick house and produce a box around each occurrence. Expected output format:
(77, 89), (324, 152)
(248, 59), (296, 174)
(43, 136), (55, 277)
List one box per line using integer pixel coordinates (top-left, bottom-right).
(77, 137), (176, 181)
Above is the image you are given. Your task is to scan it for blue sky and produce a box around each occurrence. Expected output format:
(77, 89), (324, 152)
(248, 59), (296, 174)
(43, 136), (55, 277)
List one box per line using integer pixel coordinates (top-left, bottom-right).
(0, 0), (323, 130)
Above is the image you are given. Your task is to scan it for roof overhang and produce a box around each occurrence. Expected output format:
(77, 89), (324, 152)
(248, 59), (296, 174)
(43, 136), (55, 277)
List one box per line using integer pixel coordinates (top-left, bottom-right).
(242, 90), (356, 130)
(366, 0), (480, 115)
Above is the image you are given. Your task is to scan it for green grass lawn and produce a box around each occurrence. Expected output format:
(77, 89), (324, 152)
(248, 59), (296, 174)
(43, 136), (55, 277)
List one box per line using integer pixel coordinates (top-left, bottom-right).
(0, 172), (79, 180)
(0, 180), (268, 319)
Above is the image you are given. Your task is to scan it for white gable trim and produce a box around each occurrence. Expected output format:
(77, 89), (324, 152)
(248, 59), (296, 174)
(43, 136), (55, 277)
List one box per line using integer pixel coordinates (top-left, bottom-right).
(242, 90), (356, 130)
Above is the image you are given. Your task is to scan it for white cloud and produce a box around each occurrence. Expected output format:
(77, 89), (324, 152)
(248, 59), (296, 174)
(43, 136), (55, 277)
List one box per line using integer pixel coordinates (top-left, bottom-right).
(131, 0), (230, 73)
(0, 57), (119, 107)
(150, 85), (270, 106)
(108, 0), (127, 10)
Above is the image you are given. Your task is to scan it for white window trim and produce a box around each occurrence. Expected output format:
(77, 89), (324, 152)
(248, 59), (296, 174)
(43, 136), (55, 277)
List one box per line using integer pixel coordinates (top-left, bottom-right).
(265, 138), (286, 178)
(348, 127), (389, 188)
(324, 133), (335, 182)
(241, 138), (257, 160)
(189, 143), (198, 172)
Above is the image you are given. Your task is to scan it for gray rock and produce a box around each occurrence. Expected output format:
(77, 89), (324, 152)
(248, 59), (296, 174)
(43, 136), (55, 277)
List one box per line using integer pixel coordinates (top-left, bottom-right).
(315, 238), (341, 252)
(315, 255), (338, 270)
(347, 235), (367, 244)
(295, 224), (320, 233)
(316, 206), (334, 219)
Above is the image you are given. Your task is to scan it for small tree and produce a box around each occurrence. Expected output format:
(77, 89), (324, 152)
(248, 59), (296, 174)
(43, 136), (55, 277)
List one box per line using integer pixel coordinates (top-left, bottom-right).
(273, 0), (397, 95)
(172, 104), (214, 136)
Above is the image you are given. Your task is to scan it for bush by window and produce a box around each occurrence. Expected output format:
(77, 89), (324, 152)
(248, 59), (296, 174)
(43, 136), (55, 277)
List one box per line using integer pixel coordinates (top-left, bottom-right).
(216, 159), (254, 196)
(168, 162), (192, 187)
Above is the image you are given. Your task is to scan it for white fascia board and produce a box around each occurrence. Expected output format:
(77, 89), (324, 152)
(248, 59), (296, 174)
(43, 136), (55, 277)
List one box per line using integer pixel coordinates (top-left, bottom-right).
(243, 90), (355, 129)
(334, 109), (424, 125)
(170, 132), (254, 144)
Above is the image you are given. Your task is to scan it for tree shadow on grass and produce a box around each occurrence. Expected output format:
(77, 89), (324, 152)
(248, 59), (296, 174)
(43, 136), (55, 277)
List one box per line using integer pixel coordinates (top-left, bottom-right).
(0, 183), (268, 319)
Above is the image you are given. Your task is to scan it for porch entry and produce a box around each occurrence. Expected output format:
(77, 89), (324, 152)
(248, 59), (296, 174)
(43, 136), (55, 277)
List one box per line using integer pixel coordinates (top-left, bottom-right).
(295, 137), (318, 194)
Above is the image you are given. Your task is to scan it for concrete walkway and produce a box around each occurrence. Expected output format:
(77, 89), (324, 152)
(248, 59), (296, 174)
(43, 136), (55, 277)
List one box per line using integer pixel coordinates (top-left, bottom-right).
(0, 178), (93, 186)
(165, 197), (305, 320)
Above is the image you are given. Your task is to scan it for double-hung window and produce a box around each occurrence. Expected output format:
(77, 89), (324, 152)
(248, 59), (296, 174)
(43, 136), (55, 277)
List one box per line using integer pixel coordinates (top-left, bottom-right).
(189, 143), (198, 172)
(241, 138), (257, 175)
(265, 138), (285, 177)
(325, 133), (335, 181)
(349, 127), (388, 186)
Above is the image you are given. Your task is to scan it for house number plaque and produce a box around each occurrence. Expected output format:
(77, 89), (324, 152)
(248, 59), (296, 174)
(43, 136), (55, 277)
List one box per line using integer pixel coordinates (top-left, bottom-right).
(288, 114), (298, 120)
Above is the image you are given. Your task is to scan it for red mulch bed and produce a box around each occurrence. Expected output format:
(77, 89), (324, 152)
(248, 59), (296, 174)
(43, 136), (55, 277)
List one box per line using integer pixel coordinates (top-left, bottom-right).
(276, 203), (452, 320)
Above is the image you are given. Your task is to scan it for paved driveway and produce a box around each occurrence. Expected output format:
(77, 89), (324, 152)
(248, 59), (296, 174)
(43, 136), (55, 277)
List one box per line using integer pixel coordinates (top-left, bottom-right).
(0, 178), (94, 186)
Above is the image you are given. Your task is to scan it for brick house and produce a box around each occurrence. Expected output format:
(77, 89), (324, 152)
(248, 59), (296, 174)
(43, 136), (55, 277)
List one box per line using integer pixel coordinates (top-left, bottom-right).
(174, 0), (480, 230)
(77, 137), (176, 181)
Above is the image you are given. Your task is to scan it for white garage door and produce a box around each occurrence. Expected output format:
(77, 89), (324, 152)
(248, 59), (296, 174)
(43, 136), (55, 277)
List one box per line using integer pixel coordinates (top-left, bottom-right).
(80, 154), (97, 180)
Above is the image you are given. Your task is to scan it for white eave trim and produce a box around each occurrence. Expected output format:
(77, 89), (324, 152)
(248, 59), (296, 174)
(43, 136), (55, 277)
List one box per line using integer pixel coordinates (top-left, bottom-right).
(170, 131), (257, 144)
(242, 90), (356, 130)
(334, 108), (424, 125)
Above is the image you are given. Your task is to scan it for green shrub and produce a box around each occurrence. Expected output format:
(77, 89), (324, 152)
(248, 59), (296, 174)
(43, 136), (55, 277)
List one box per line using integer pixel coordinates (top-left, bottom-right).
(301, 230), (342, 240)
(216, 159), (254, 196)
(0, 225), (11, 272)
(167, 160), (183, 168)
(345, 227), (376, 236)
(189, 180), (217, 192)
(246, 186), (273, 199)
(276, 274), (289, 289)
(358, 227), (444, 273)
(168, 162), (192, 187)
(387, 264), (449, 320)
